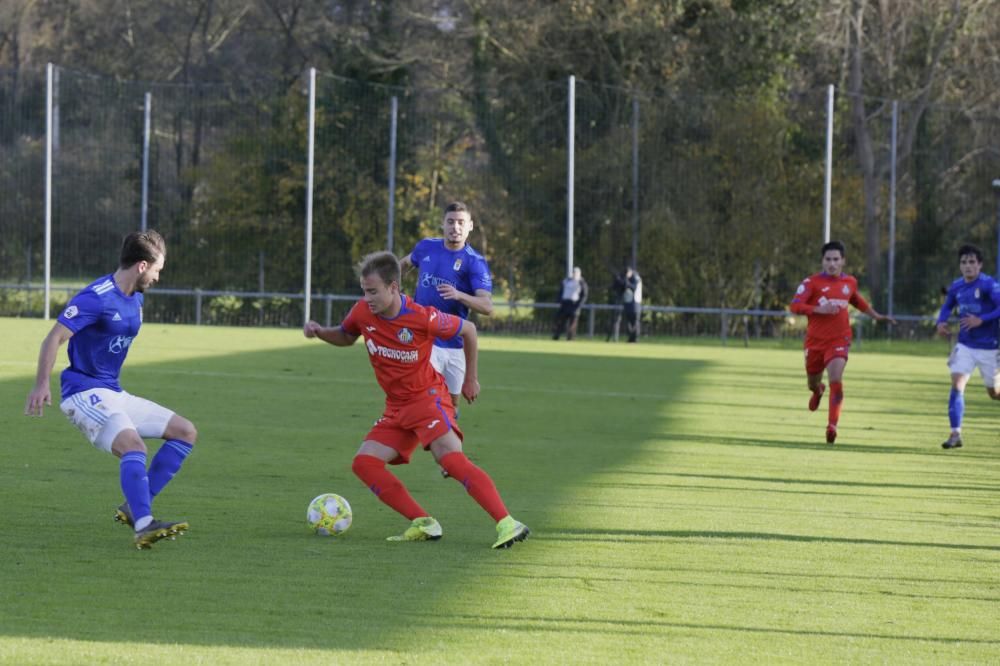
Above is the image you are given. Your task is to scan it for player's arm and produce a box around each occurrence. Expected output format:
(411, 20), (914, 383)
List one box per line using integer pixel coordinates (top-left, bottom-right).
(437, 287), (494, 316)
(303, 321), (359, 347)
(789, 281), (828, 315)
(959, 283), (1000, 330)
(850, 291), (896, 324)
(936, 286), (958, 336)
(25, 322), (73, 416)
(457, 319), (480, 403)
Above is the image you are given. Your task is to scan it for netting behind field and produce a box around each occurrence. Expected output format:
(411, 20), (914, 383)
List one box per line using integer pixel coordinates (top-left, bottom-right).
(2, 65), (999, 338)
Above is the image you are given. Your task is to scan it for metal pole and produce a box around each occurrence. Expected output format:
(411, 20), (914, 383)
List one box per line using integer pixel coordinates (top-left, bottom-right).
(631, 96), (639, 270)
(566, 75), (575, 277)
(44, 63), (54, 320)
(387, 95), (398, 253)
(304, 68), (316, 324)
(888, 100), (898, 317)
(993, 179), (1000, 279)
(141, 92), (152, 231)
(823, 84), (835, 243)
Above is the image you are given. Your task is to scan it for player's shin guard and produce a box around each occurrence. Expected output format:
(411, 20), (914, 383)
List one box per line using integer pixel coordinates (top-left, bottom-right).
(948, 388), (965, 430)
(119, 451), (152, 528)
(148, 439), (193, 498)
(351, 454), (428, 521)
(439, 452), (509, 521)
(829, 381), (844, 426)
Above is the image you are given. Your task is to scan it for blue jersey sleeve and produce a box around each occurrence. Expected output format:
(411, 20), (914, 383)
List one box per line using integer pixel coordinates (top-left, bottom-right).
(410, 239), (431, 266)
(937, 283), (959, 324)
(469, 255), (493, 294)
(979, 279), (1000, 322)
(58, 289), (104, 334)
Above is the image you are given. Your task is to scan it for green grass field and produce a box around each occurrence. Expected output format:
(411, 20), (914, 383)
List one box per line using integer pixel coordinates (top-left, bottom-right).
(1, 317), (997, 664)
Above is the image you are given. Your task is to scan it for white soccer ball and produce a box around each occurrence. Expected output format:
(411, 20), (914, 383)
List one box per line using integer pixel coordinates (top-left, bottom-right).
(307, 493), (353, 536)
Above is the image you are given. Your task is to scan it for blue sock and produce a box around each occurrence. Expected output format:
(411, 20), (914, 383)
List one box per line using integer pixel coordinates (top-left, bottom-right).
(120, 451), (152, 526)
(948, 388), (965, 430)
(148, 440), (194, 497)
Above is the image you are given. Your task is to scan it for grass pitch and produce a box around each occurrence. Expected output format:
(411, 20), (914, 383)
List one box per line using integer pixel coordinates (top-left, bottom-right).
(0, 318), (997, 664)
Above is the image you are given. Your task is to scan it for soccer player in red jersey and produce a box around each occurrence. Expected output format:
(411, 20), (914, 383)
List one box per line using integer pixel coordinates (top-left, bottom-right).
(789, 241), (895, 443)
(303, 251), (529, 549)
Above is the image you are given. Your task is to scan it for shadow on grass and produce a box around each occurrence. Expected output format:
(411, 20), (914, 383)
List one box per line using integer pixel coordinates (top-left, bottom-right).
(614, 470), (1000, 494)
(546, 528), (1000, 552)
(416, 612), (1000, 645)
(673, 432), (1000, 458)
(0, 340), (705, 652)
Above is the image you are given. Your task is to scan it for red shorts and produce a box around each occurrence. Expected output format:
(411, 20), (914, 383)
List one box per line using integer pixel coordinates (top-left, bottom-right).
(364, 393), (463, 465)
(805, 345), (850, 375)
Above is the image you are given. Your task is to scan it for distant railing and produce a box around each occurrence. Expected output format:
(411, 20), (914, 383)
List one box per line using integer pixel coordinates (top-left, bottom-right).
(0, 283), (939, 343)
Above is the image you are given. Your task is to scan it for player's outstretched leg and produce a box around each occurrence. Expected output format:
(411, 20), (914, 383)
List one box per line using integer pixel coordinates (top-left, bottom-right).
(809, 383), (826, 412)
(148, 439), (195, 498)
(352, 454), (431, 521)
(943, 388), (965, 449)
(825, 424), (837, 444)
(826, 381), (843, 443)
(439, 451), (529, 548)
(134, 519), (189, 550)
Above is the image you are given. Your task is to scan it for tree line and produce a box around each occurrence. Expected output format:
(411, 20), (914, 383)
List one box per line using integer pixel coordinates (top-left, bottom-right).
(2, 0), (998, 320)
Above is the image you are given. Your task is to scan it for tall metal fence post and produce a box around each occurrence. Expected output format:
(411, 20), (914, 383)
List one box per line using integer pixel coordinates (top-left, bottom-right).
(566, 75), (575, 278)
(994, 179), (1000, 278)
(631, 96), (640, 271)
(44, 63), (54, 320)
(823, 84), (835, 243)
(304, 67), (316, 325)
(387, 95), (398, 253)
(888, 100), (898, 318)
(141, 92), (152, 231)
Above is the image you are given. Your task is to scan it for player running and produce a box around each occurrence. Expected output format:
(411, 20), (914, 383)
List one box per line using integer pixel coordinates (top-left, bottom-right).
(303, 251), (528, 549)
(789, 241), (895, 443)
(400, 201), (493, 410)
(935, 244), (1000, 450)
(24, 231), (196, 549)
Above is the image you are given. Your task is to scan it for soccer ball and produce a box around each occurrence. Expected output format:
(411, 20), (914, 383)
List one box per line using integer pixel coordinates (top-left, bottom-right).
(307, 493), (353, 536)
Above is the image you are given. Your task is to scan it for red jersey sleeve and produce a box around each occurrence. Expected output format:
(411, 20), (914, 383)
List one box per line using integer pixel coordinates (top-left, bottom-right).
(340, 300), (365, 336)
(789, 279), (815, 315)
(848, 279), (870, 313)
(427, 307), (462, 340)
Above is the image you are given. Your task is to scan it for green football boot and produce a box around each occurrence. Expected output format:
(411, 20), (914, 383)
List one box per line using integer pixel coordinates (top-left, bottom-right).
(386, 516), (443, 542)
(492, 516), (530, 549)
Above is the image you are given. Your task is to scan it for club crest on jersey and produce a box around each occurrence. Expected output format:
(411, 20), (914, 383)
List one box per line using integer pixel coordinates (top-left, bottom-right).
(397, 327), (414, 344)
(453, 258), (463, 271)
(842, 285), (850, 295)
(976, 288), (981, 299)
(796, 284), (805, 295)
(63, 305), (79, 319)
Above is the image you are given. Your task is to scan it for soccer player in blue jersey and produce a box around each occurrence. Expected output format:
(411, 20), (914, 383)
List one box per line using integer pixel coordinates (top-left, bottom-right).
(25, 231), (197, 548)
(935, 244), (1000, 450)
(400, 201), (494, 409)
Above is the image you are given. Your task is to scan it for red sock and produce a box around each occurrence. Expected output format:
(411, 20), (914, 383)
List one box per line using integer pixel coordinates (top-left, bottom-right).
(829, 381), (844, 426)
(439, 452), (509, 522)
(351, 455), (427, 521)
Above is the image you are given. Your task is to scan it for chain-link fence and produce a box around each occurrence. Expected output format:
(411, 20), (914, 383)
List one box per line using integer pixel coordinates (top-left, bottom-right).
(2, 65), (998, 340)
